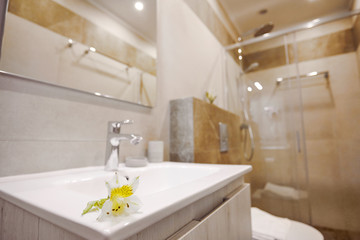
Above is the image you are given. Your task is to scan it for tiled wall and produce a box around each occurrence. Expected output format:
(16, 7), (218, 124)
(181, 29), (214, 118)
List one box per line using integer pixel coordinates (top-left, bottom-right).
(0, 72), (155, 177)
(243, 24), (355, 72)
(302, 51), (360, 232)
(0, 0), (240, 177)
(170, 97), (242, 164)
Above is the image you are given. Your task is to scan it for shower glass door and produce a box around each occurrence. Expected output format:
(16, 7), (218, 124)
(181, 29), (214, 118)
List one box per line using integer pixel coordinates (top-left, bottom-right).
(241, 33), (311, 224)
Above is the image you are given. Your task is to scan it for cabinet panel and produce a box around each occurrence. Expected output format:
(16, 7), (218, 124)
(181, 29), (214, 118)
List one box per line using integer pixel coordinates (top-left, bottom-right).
(39, 219), (85, 240)
(1, 201), (39, 240)
(179, 184), (251, 240)
(0, 198), (3, 239)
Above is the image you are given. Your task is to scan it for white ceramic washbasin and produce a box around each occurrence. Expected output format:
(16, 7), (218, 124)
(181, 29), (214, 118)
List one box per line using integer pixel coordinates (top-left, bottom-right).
(0, 162), (252, 240)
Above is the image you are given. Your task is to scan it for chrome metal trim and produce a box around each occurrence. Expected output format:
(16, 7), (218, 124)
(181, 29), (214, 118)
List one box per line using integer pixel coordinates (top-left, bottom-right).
(0, 70), (152, 108)
(240, 123), (255, 162)
(0, 0), (9, 58)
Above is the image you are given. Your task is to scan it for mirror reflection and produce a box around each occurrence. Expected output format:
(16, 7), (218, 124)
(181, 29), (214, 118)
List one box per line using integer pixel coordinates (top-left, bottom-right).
(0, 0), (157, 107)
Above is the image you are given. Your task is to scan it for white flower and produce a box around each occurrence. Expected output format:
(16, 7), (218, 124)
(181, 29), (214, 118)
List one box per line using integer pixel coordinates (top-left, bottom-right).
(82, 172), (142, 221)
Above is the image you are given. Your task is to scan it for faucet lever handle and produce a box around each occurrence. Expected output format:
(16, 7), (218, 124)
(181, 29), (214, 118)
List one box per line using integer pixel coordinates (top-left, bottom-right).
(120, 119), (134, 125)
(109, 120), (134, 133)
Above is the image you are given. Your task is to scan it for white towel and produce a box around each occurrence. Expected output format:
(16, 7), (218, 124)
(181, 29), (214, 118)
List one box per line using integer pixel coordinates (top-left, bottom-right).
(263, 182), (308, 200)
(251, 207), (291, 240)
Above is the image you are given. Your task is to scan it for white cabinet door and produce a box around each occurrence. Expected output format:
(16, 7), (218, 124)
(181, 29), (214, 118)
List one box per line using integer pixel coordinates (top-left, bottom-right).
(170, 183), (251, 240)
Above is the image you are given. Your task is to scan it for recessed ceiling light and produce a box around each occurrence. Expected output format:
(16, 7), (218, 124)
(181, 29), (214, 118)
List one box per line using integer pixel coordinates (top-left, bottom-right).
(134, 1), (144, 11)
(247, 86), (253, 92)
(254, 81), (263, 90)
(237, 48), (242, 54)
(238, 55), (243, 60)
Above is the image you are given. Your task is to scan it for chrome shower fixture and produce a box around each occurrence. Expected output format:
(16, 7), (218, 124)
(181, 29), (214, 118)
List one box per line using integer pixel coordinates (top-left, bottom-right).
(239, 22), (274, 40)
(84, 46), (96, 54)
(67, 39), (73, 47)
(254, 22), (274, 37)
(244, 62), (259, 73)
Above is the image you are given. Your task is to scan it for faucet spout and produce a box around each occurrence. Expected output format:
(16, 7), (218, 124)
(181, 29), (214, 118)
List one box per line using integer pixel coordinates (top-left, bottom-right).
(104, 121), (142, 171)
(110, 134), (143, 146)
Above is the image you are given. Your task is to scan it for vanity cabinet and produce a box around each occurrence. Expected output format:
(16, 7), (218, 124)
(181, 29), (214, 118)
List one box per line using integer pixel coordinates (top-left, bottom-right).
(0, 177), (251, 240)
(167, 184), (251, 240)
(125, 179), (251, 240)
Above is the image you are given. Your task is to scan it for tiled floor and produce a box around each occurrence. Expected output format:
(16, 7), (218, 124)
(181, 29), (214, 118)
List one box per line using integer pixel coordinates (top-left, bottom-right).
(314, 226), (360, 240)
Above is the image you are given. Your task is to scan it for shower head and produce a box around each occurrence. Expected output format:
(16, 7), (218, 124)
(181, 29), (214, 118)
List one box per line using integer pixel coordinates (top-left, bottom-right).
(254, 23), (274, 37)
(244, 62), (259, 73)
(239, 22), (274, 39)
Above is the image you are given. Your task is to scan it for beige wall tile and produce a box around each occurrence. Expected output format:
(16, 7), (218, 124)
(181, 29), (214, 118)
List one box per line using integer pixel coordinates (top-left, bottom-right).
(334, 97), (360, 140)
(244, 29), (356, 72)
(243, 45), (287, 72)
(0, 141), (104, 176)
(170, 97), (242, 164)
(352, 15), (360, 49)
(294, 29), (355, 63)
(303, 108), (335, 140)
(306, 139), (340, 181)
(193, 98), (242, 165)
(336, 140), (360, 231)
(244, 19), (353, 55)
(305, 139), (346, 229)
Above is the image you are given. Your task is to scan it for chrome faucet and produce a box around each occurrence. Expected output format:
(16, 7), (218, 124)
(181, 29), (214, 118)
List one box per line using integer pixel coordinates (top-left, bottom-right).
(104, 120), (143, 171)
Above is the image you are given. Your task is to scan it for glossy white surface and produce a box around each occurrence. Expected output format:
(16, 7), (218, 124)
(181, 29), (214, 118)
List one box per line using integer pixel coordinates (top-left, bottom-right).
(0, 162), (252, 240)
(286, 221), (324, 240)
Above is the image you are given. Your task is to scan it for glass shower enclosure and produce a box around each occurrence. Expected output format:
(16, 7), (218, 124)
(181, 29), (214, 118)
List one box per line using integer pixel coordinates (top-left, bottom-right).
(236, 15), (360, 232)
(240, 33), (311, 224)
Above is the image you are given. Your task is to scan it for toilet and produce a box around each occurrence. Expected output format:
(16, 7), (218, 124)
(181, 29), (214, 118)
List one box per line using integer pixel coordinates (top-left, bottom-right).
(251, 207), (323, 240)
(285, 220), (324, 240)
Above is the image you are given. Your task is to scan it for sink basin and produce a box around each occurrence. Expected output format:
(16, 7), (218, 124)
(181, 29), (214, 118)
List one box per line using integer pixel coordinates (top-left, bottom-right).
(0, 162), (252, 240)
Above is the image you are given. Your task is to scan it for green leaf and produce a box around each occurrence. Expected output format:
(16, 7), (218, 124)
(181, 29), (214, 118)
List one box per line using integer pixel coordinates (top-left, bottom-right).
(82, 197), (109, 215)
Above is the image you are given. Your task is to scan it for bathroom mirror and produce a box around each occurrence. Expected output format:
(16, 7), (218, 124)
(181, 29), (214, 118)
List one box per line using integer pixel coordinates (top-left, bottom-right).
(0, 0), (7, 57)
(0, 0), (157, 107)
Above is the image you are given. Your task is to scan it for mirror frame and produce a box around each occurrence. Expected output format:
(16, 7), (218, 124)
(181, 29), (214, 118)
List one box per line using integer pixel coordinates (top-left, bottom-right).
(0, 0), (8, 58)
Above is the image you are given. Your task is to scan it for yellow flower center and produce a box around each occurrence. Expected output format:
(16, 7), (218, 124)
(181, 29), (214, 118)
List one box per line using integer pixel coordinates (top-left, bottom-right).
(111, 185), (133, 199)
(111, 199), (126, 216)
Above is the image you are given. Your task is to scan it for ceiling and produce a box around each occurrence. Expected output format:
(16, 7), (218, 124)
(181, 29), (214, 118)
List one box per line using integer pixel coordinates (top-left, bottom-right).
(89, 0), (157, 43)
(219, 0), (354, 39)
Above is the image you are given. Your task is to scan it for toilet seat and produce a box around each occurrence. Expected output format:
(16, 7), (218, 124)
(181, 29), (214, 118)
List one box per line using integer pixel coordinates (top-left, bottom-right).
(285, 220), (323, 240)
(251, 207), (324, 240)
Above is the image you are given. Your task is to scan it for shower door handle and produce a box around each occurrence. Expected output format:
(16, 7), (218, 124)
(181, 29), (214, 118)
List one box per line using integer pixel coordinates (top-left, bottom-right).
(240, 123), (255, 161)
(296, 131), (301, 153)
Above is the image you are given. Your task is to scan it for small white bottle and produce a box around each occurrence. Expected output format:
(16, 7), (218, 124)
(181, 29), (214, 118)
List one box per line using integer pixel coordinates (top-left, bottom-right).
(148, 141), (164, 162)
